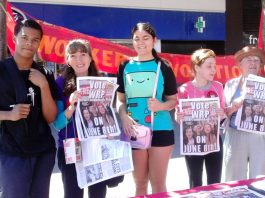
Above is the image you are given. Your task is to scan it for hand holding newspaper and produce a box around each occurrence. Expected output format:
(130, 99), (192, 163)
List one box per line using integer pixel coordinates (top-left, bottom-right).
(73, 77), (134, 188)
(235, 74), (265, 134)
(179, 97), (221, 155)
(75, 77), (121, 139)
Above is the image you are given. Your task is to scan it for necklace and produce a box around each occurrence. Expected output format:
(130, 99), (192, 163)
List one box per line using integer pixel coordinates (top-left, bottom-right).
(191, 81), (219, 98)
(192, 81), (211, 90)
(191, 81), (210, 97)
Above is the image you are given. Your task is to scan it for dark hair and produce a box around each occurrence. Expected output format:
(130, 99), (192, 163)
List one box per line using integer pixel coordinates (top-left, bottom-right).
(183, 126), (194, 145)
(14, 19), (43, 38)
(241, 105), (253, 122)
(63, 39), (99, 97)
(131, 22), (161, 61)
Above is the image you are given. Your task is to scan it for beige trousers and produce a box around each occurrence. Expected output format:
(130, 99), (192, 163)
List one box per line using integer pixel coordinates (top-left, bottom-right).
(223, 127), (265, 182)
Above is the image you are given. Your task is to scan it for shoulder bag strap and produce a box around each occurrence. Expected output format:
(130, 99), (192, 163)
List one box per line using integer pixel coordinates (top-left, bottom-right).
(4, 58), (28, 104)
(151, 61), (161, 130)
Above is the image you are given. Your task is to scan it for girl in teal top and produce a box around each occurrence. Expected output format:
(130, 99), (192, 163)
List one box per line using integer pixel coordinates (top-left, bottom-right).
(116, 22), (177, 196)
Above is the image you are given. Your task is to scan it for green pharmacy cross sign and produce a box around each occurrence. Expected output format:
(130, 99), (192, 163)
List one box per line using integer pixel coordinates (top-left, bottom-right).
(195, 16), (206, 33)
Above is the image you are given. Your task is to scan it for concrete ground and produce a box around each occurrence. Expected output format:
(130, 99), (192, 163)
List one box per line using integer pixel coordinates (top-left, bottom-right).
(50, 157), (190, 198)
(49, 122), (208, 198)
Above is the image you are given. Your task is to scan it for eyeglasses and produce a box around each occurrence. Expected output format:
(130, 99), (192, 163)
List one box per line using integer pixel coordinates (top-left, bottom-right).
(242, 57), (261, 64)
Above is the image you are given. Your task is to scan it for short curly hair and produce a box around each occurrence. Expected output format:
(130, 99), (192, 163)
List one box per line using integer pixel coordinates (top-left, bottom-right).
(14, 19), (43, 38)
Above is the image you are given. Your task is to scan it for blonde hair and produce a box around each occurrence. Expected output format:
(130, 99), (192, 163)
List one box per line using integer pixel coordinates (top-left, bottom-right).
(190, 48), (216, 75)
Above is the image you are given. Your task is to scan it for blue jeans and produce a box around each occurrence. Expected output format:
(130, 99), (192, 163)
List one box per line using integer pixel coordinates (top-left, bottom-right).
(0, 150), (56, 198)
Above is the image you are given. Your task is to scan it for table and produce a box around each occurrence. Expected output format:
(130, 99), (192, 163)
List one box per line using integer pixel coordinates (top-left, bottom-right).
(133, 177), (265, 198)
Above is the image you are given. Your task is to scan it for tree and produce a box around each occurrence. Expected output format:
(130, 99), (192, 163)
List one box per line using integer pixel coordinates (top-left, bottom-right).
(0, 0), (7, 60)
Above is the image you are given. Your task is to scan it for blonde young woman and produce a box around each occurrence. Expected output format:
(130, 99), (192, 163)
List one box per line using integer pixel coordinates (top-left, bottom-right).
(116, 22), (177, 195)
(175, 48), (226, 188)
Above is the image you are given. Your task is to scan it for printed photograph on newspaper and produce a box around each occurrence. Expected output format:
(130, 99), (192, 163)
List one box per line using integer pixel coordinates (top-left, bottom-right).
(179, 185), (265, 198)
(81, 139), (129, 166)
(75, 77), (120, 139)
(236, 75), (265, 135)
(179, 98), (220, 155)
(75, 142), (133, 188)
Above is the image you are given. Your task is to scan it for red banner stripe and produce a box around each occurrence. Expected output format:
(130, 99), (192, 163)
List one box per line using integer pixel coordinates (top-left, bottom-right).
(6, 2), (240, 84)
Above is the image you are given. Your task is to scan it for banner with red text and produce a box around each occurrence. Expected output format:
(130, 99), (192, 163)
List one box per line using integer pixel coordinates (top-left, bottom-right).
(6, 2), (241, 84)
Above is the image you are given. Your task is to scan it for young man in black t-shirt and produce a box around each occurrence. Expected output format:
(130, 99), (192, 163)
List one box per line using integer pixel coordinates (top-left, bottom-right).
(0, 19), (58, 198)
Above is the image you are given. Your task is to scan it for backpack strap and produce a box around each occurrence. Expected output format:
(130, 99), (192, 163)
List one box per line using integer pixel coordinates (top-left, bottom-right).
(3, 58), (28, 104)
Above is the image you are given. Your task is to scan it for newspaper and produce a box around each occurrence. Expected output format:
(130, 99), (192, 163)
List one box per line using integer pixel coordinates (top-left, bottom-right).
(179, 185), (265, 198)
(179, 98), (220, 155)
(75, 77), (120, 139)
(75, 141), (133, 188)
(81, 139), (129, 166)
(249, 179), (265, 195)
(236, 75), (265, 135)
(72, 77), (133, 188)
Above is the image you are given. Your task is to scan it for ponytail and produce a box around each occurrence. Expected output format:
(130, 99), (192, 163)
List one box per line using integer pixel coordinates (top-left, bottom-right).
(152, 48), (161, 61)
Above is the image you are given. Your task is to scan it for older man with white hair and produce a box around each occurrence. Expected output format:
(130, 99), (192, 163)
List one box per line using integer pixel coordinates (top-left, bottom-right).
(223, 45), (265, 182)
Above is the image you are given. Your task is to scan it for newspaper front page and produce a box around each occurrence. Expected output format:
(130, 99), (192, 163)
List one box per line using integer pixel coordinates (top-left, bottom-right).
(81, 139), (129, 166)
(236, 75), (265, 135)
(75, 77), (120, 139)
(179, 98), (220, 155)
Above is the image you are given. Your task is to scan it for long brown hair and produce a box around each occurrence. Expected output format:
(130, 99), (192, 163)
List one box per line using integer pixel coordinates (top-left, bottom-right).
(131, 22), (161, 61)
(63, 39), (99, 97)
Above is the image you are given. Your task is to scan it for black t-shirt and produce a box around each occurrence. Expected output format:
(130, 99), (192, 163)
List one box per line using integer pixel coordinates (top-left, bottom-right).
(0, 57), (59, 156)
(117, 59), (177, 97)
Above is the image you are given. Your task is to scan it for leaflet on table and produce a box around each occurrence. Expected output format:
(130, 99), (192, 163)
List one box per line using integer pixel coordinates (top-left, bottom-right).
(75, 142), (133, 188)
(235, 75), (265, 135)
(81, 139), (128, 166)
(75, 77), (120, 139)
(249, 179), (265, 195)
(179, 185), (265, 198)
(179, 97), (220, 156)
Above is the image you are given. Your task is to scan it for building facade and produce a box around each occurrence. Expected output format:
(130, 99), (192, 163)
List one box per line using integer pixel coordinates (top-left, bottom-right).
(9, 0), (262, 55)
